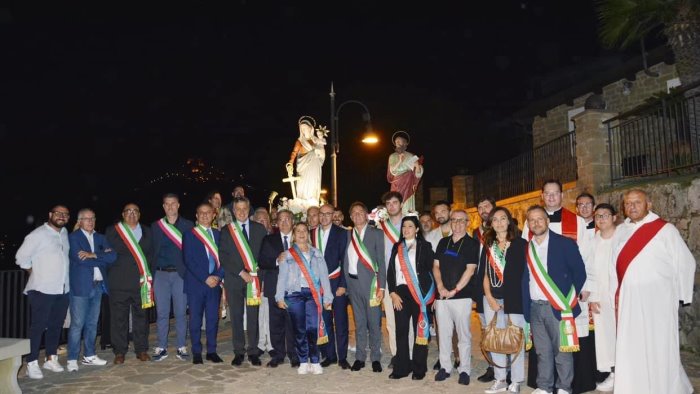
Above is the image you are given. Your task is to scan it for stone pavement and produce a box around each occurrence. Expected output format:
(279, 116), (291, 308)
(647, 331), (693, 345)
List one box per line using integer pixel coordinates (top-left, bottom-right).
(17, 312), (700, 394)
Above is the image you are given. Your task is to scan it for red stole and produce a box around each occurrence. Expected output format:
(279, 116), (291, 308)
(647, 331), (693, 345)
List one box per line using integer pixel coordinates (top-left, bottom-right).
(561, 208), (578, 241)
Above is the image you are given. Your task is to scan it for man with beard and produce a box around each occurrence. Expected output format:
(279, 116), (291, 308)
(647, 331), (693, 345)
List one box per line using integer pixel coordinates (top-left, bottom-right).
(387, 131), (423, 214)
(16, 205), (71, 379)
(419, 211), (434, 234)
(425, 201), (451, 252)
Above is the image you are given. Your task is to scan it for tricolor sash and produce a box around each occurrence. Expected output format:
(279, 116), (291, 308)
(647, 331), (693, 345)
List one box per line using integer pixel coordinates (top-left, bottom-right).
(157, 217), (183, 250)
(311, 227), (324, 253)
(614, 218), (666, 319)
(397, 241), (435, 345)
(192, 225), (219, 270)
(289, 245), (328, 345)
(485, 242), (506, 283)
(114, 222), (154, 309)
(380, 219), (400, 245)
(228, 222), (261, 306)
(328, 266), (341, 280)
(350, 228), (382, 307)
(526, 241), (580, 352)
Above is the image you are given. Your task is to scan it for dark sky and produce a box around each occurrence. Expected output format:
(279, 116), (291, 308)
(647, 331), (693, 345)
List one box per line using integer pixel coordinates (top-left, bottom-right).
(0, 1), (611, 259)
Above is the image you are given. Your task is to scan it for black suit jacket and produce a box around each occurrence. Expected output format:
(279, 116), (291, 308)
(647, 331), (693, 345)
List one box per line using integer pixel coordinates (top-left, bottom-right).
(105, 223), (154, 293)
(316, 225), (348, 292)
(258, 232), (288, 298)
(219, 220), (266, 290)
(387, 238), (435, 296)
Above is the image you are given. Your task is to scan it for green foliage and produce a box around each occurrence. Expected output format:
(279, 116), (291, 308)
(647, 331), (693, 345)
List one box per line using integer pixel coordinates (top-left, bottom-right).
(597, 0), (686, 48)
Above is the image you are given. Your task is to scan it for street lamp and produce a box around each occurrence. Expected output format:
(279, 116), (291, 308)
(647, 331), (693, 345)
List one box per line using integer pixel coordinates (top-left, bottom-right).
(329, 82), (374, 208)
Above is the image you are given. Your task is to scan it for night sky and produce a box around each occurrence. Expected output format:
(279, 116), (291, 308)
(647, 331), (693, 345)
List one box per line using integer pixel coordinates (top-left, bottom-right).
(1, 2), (621, 265)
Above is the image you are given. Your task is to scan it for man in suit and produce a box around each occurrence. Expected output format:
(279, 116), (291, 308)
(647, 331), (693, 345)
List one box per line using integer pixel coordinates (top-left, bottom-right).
(315, 203), (350, 369)
(343, 201), (385, 373)
(151, 193), (194, 362)
(105, 203), (155, 364)
(258, 209), (299, 368)
(184, 202), (225, 364)
(66, 208), (117, 372)
(522, 205), (586, 394)
(220, 196), (267, 367)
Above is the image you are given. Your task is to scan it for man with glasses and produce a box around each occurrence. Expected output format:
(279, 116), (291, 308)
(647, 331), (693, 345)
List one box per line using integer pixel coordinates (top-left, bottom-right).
(66, 209), (116, 372)
(105, 203), (155, 364)
(432, 210), (479, 386)
(16, 205), (71, 379)
(575, 192), (596, 239)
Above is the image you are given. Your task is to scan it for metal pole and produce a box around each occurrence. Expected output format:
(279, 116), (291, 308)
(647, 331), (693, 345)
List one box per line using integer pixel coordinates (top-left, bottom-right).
(330, 82), (338, 207)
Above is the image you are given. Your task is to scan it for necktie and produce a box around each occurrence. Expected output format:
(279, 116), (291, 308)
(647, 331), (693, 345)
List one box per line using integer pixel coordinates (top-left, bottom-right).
(207, 228), (216, 274)
(283, 235), (289, 250)
(242, 223), (249, 242)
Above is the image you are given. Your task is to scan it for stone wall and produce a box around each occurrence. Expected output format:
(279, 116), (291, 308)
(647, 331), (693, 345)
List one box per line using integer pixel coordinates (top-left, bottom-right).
(532, 62), (678, 147)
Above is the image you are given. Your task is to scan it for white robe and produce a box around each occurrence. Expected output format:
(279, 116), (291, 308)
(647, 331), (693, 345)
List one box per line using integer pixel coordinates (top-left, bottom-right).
(610, 212), (695, 394)
(587, 232), (616, 372)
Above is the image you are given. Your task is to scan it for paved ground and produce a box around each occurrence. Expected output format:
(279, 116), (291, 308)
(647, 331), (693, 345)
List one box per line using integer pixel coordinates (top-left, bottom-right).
(17, 312), (700, 394)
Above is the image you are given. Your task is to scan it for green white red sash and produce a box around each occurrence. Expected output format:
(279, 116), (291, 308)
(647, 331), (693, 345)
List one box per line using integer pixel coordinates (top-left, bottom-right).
(114, 222), (154, 309)
(289, 245), (328, 345)
(157, 217), (183, 250)
(311, 226), (324, 253)
(397, 241), (435, 345)
(228, 222), (261, 306)
(192, 225), (219, 270)
(328, 266), (341, 279)
(380, 219), (400, 245)
(350, 228), (382, 307)
(486, 242), (505, 283)
(526, 241), (580, 352)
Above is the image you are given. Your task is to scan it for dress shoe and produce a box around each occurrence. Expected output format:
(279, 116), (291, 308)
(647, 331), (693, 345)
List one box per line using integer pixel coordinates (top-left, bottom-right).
(350, 360), (365, 371)
(136, 352), (151, 362)
(412, 373), (425, 380)
(389, 372), (406, 379)
(434, 368), (450, 381)
(432, 360), (441, 371)
(248, 355), (261, 366)
(290, 359), (301, 368)
(206, 353), (223, 363)
(231, 354), (244, 366)
(458, 372), (470, 385)
(320, 358), (337, 367)
(478, 366), (495, 382)
(338, 359), (351, 370)
(372, 361), (382, 372)
(113, 354), (125, 365)
(388, 355), (396, 369)
(193, 353), (203, 364)
(267, 359), (280, 368)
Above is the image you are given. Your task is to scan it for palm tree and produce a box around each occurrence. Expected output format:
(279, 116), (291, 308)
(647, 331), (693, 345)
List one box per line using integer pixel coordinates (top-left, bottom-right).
(598, 0), (700, 87)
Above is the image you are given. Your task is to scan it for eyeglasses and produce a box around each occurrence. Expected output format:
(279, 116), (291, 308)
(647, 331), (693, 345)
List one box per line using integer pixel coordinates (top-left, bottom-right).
(123, 208), (140, 214)
(80, 217), (96, 222)
(577, 202), (593, 208)
(52, 211), (70, 218)
(451, 218), (468, 224)
(595, 213), (613, 220)
(543, 192), (561, 198)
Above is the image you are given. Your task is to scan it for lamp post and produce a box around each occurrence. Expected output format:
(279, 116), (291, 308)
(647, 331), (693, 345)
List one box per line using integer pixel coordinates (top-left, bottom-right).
(329, 82), (374, 208)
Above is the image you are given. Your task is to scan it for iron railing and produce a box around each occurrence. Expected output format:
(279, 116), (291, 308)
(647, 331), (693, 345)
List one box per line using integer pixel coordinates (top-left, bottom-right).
(474, 131), (577, 201)
(606, 90), (700, 185)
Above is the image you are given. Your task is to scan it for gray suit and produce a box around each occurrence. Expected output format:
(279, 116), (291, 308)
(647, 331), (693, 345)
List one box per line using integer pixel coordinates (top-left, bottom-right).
(343, 225), (385, 362)
(220, 220), (267, 356)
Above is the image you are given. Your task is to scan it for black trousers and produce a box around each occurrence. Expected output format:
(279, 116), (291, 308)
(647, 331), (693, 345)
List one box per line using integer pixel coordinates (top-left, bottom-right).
(268, 296), (297, 362)
(109, 289), (150, 355)
(227, 285), (260, 356)
(393, 285), (428, 377)
(100, 294), (111, 349)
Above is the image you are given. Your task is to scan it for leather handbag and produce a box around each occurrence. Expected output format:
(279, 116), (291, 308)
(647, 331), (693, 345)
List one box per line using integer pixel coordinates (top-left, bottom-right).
(480, 313), (524, 368)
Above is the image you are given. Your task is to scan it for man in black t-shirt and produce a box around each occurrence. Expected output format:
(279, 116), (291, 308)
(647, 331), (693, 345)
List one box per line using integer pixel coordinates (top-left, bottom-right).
(432, 209), (479, 386)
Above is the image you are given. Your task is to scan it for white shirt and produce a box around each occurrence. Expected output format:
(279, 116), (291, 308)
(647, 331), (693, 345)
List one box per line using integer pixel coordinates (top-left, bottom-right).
(347, 225), (368, 276)
(15, 223), (70, 294)
(528, 231), (550, 301)
(81, 229), (103, 281)
(394, 239), (417, 286)
(277, 231), (292, 267)
(426, 227), (450, 252)
(237, 219), (250, 239)
(319, 225), (331, 254)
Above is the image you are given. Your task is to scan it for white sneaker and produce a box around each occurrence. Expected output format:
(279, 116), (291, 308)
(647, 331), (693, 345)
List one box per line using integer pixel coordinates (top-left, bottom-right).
(26, 360), (43, 379)
(531, 389), (552, 394)
(297, 362), (310, 375)
(67, 360), (79, 372)
(82, 355), (108, 366)
(596, 372), (614, 392)
(556, 390), (570, 394)
(485, 380), (509, 393)
(310, 363), (323, 375)
(507, 382), (521, 393)
(43, 355), (64, 372)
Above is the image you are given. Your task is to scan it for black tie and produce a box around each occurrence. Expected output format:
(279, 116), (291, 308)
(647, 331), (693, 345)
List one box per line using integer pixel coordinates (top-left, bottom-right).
(242, 223), (249, 242)
(283, 235), (289, 250)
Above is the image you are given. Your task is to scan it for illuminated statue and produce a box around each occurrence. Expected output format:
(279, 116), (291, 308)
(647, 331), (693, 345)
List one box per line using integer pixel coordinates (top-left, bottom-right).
(387, 130), (423, 214)
(286, 116), (327, 207)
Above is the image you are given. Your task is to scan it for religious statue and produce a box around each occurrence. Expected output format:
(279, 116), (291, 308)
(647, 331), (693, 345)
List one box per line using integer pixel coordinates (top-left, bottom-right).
(286, 116), (327, 207)
(387, 130), (423, 214)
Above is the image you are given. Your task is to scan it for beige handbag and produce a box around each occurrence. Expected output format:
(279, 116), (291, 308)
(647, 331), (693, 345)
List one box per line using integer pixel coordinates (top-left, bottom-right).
(480, 313), (524, 368)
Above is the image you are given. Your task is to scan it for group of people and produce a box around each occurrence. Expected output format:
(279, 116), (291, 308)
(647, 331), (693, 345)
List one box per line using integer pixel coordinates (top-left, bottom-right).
(15, 180), (696, 394)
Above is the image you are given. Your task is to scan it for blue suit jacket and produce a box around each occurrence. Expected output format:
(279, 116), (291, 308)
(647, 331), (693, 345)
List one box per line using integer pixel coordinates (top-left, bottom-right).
(183, 227), (224, 294)
(321, 225), (348, 292)
(151, 216), (194, 279)
(69, 230), (117, 296)
(522, 231), (587, 322)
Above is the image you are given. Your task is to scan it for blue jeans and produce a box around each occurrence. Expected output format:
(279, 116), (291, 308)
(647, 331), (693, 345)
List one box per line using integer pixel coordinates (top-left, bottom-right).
(154, 271), (188, 349)
(286, 288), (321, 363)
(483, 296), (525, 383)
(68, 286), (104, 360)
